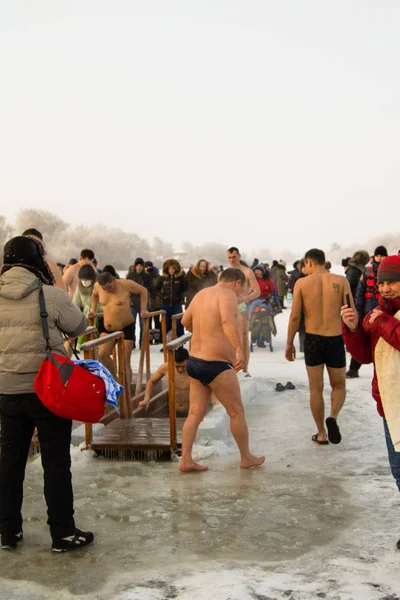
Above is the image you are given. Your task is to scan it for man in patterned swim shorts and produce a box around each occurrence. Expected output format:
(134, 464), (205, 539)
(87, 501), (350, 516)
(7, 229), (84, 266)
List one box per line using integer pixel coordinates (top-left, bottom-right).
(285, 248), (353, 445)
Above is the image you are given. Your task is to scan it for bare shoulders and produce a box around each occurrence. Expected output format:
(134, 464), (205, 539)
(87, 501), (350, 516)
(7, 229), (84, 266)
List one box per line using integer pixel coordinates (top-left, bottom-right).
(217, 286), (236, 298)
(240, 265), (253, 278)
(117, 279), (131, 290)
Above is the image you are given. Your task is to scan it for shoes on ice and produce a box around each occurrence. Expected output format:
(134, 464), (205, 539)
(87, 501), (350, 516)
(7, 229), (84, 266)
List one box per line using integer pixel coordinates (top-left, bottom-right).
(1, 531), (23, 550)
(52, 529), (94, 553)
(346, 370), (359, 379)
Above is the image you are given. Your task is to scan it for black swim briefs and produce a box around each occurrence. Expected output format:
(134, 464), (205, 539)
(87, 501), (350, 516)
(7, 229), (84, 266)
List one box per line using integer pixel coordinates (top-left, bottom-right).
(186, 356), (234, 386)
(304, 333), (346, 369)
(98, 318), (135, 342)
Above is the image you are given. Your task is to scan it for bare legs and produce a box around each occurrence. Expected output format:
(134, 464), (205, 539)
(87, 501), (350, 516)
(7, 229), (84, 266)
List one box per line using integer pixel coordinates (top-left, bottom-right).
(124, 339), (134, 391)
(98, 336), (134, 393)
(327, 366), (346, 418)
(98, 335), (117, 378)
(306, 364), (346, 442)
(179, 379), (209, 472)
(180, 370), (264, 472)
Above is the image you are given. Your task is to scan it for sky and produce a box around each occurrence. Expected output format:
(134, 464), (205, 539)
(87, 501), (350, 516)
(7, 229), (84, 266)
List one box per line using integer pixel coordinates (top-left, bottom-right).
(1, 1), (399, 254)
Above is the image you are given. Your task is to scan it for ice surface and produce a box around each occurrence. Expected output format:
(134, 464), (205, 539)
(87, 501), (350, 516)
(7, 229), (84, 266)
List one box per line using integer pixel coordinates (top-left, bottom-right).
(1, 308), (399, 600)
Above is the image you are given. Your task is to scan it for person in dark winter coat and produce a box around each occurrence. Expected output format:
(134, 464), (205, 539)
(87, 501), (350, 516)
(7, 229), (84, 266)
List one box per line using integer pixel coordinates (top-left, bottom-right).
(270, 260), (279, 287)
(288, 260), (302, 294)
(276, 261), (289, 308)
(250, 258), (259, 270)
(126, 257), (153, 348)
(145, 261), (162, 343)
(345, 250), (370, 299)
(155, 259), (186, 338)
(342, 255), (400, 549)
(291, 259), (307, 352)
(185, 259), (217, 307)
(347, 245), (388, 378)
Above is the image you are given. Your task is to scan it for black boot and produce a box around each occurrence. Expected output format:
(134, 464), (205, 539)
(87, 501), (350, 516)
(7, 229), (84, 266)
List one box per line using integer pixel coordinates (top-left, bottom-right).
(346, 370), (359, 379)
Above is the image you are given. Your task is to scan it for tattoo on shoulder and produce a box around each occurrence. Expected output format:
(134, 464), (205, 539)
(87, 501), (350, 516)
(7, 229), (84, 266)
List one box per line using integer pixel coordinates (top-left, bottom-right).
(332, 283), (340, 294)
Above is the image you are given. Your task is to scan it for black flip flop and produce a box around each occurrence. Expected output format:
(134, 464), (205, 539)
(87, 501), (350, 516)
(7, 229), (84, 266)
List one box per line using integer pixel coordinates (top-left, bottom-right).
(285, 381), (296, 390)
(325, 417), (342, 444)
(275, 383), (285, 392)
(312, 434), (329, 445)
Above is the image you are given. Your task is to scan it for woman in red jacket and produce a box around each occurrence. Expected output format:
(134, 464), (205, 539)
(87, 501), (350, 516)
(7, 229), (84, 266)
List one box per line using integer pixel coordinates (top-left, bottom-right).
(342, 255), (400, 549)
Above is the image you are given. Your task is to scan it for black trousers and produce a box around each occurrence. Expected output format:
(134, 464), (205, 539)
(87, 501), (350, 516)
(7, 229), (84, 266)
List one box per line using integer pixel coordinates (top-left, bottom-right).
(0, 393), (75, 541)
(349, 357), (361, 371)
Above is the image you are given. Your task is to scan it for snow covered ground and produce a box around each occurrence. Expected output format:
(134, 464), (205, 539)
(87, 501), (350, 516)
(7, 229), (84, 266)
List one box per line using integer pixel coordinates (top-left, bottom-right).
(1, 308), (400, 600)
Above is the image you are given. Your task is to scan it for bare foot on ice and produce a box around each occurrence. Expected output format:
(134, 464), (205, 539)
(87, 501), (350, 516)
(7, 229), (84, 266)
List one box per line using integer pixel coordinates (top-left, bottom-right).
(179, 461), (209, 473)
(240, 455), (265, 469)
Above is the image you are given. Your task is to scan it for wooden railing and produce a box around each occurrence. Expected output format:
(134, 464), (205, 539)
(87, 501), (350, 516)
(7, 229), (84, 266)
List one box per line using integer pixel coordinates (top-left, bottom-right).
(165, 332), (192, 456)
(81, 310), (168, 447)
(88, 312), (103, 327)
(66, 325), (97, 344)
(171, 312), (184, 341)
(135, 310), (167, 395)
(80, 331), (127, 447)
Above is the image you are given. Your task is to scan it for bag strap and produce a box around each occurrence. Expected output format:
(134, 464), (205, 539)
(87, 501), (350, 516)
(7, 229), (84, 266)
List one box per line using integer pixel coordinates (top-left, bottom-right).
(39, 284), (81, 360)
(38, 285), (52, 356)
(63, 335), (81, 361)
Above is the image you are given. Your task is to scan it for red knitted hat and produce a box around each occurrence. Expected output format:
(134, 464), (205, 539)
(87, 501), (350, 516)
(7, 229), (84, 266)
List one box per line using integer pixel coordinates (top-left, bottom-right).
(377, 255), (400, 283)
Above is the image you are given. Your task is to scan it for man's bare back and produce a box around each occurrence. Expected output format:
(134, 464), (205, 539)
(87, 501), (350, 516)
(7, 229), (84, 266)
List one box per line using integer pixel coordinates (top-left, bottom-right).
(286, 251), (350, 446)
(188, 286), (240, 364)
(298, 272), (348, 336)
(95, 280), (134, 331)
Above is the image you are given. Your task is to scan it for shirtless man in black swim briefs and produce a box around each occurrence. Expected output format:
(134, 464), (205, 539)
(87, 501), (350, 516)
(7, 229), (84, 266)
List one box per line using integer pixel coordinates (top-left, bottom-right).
(89, 272), (150, 387)
(180, 267), (265, 472)
(285, 248), (353, 445)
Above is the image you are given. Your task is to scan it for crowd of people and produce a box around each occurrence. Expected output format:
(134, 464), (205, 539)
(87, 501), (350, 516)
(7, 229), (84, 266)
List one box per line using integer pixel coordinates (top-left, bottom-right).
(1, 227), (400, 553)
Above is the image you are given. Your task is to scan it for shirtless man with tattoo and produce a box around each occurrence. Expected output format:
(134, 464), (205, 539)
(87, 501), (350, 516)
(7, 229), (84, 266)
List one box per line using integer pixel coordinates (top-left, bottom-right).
(180, 267), (265, 472)
(226, 247), (260, 375)
(90, 272), (150, 386)
(285, 248), (353, 445)
(139, 347), (190, 416)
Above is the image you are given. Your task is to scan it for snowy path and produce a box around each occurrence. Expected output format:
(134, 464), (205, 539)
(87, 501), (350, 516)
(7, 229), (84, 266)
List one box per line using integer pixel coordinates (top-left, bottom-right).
(1, 309), (400, 600)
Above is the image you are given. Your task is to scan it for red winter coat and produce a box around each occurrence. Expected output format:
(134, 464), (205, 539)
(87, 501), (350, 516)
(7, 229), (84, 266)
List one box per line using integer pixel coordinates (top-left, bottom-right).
(342, 297), (400, 417)
(255, 277), (275, 299)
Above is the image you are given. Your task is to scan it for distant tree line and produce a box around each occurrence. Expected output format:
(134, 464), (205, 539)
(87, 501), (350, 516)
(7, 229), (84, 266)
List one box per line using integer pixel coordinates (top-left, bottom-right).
(1, 210), (398, 269)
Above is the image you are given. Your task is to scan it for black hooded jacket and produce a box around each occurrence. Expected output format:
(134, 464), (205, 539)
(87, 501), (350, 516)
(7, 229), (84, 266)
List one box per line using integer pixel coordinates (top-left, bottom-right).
(126, 258), (153, 311)
(155, 259), (186, 306)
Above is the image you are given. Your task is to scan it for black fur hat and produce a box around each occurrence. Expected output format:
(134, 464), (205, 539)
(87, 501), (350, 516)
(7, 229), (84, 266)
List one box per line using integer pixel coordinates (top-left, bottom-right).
(1, 236), (55, 285)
